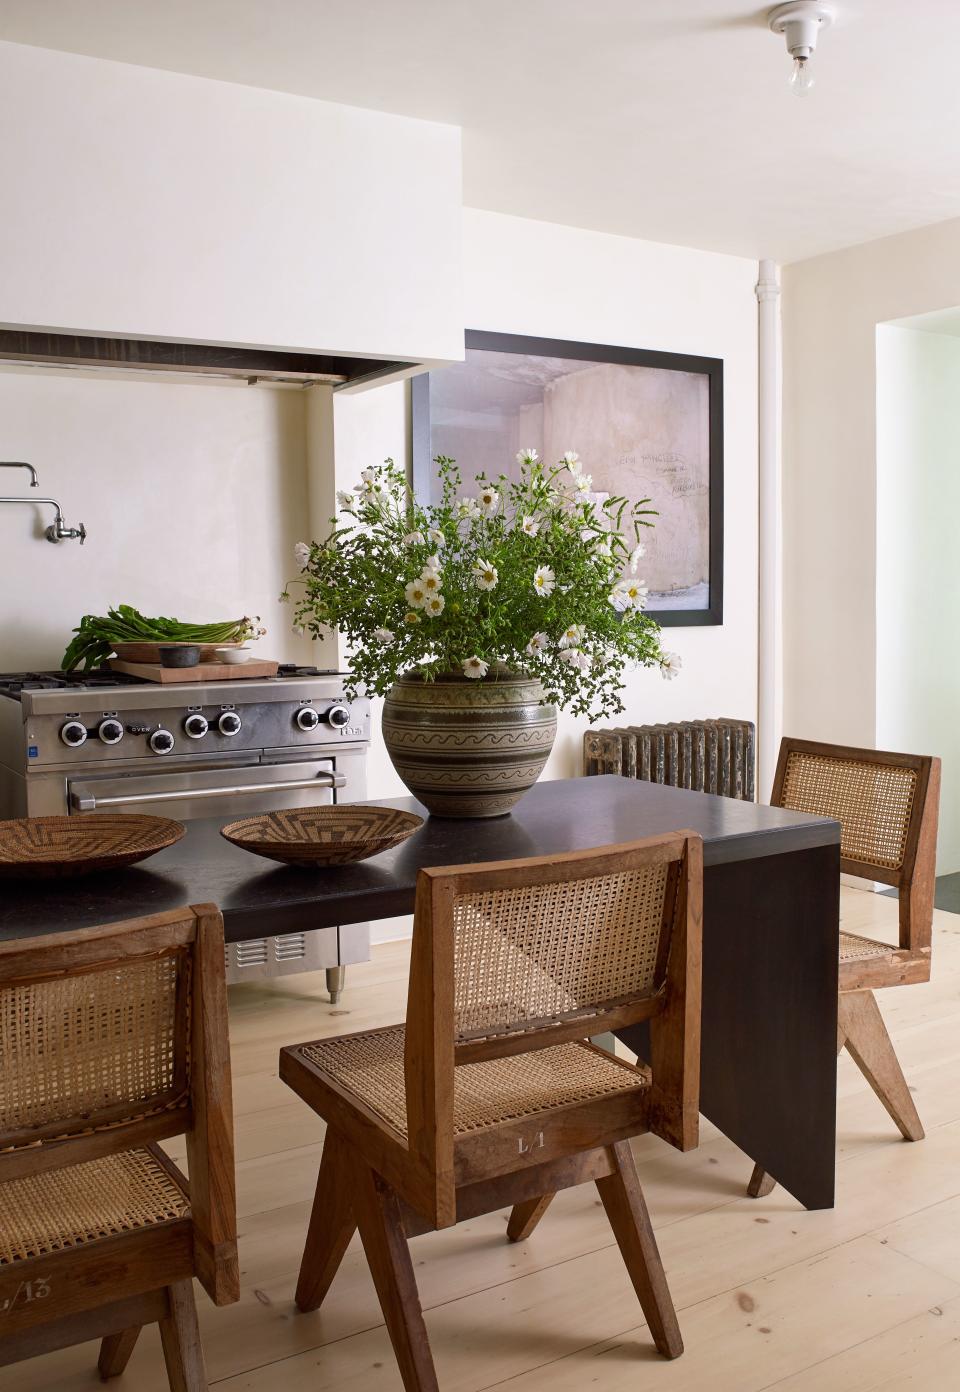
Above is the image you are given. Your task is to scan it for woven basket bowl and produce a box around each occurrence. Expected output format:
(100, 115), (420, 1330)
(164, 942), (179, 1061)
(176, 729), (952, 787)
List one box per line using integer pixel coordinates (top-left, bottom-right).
(221, 805), (424, 867)
(0, 814), (185, 879)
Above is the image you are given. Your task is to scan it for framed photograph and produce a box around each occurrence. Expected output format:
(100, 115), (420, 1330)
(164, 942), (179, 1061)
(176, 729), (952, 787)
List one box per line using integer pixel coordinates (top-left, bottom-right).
(412, 330), (723, 626)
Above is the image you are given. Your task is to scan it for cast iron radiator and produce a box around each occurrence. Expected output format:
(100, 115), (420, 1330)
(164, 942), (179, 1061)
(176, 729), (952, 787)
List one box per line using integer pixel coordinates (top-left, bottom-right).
(583, 718), (756, 801)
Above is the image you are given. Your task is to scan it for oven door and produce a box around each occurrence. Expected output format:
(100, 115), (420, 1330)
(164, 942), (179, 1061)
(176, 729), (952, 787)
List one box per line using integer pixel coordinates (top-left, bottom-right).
(67, 758), (344, 820)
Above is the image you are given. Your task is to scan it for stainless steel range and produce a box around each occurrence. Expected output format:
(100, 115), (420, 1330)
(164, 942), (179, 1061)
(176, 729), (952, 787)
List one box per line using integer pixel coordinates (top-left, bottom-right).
(0, 666), (371, 999)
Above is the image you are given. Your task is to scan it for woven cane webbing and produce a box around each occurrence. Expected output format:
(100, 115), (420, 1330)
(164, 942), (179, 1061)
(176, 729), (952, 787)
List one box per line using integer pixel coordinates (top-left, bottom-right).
(839, 932), (892, 964)
(0, 950), (189, 1148)
(780, 752), (917, 872)
(0, 1148), (189, 1266)
(300, 1028), (648, 1137)
(450, 864), (671, 1039)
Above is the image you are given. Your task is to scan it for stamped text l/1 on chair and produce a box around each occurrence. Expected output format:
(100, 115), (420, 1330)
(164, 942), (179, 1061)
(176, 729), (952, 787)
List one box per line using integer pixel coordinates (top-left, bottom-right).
(282, 833), (702, 1391)
(0, 905), (238, 1390)
(748, 739), (940, 1198)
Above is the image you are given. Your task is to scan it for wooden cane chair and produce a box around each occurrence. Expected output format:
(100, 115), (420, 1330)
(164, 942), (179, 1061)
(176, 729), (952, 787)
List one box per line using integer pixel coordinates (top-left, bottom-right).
(281, 833), (702, 1391)
(0, 904), (238, 1389)
(748, 738), (941, 1198)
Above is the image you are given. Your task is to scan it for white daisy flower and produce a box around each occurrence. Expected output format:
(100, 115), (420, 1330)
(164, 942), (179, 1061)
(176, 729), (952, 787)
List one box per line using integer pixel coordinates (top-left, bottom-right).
(559, 647), (591, 671)
(574, 472), (593, 493)
(630, 543), (646, 571)
(404, 579), (429, 609)
(423, 553), (442, 574)
(420, 569), (442, 593)
(622, 579), (648, 608)
(562, 451), (581, 472)
(478, 485), (499, 514)
(558, 623), (585, 650)
(403, 610), (420, 626)
(517, 447), (541, 466)
(336, 490), (354, 510)
(533, 565), (556, 597)
(427, 528), (446, 547)
(473, 558), (499, 591)
(360, 468), (378, 484)
(660, 651), (682, 680)
(293, 541), (311, 569)
(457, 496), (480, 519)
(373, 628), (395, 645)
(424, 594), (446, 617)
(521, 515), (540, 537)
(402, 530), (425, 547)
(462, 656), (489, 679)
(525, 631), (550, 655)
(609, 582), (632, 612)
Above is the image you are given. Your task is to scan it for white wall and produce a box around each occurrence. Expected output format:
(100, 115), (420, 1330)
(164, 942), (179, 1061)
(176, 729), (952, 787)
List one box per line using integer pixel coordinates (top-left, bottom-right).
(0, 369), (314, 671)
(876, 325), (960, 872)
(335, 208), (760, 802)
(782, 217), (960, 767)
(0, 40), (463, 365)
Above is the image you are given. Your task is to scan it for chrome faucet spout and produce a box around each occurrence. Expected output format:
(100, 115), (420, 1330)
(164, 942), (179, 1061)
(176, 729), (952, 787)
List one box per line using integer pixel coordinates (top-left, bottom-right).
(0, 495), (87, 543)
(0, 461), (39, 487)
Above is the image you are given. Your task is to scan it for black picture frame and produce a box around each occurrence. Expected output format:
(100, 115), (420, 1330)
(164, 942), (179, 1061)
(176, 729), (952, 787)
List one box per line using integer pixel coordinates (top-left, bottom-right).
(411, 329), (724, 627)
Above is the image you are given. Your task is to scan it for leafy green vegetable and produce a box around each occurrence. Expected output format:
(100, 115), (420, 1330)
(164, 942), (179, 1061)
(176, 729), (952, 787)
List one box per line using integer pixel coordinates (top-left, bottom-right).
(62, 606), (264, 670)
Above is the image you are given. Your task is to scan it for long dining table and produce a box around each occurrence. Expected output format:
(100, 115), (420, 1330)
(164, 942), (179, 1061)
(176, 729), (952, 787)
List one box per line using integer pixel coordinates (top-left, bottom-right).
(0, 774), (841, 1209)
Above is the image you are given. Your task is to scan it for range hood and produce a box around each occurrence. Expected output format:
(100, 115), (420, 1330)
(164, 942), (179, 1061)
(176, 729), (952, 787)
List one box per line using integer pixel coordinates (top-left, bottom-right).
(0, 328), (416, 391)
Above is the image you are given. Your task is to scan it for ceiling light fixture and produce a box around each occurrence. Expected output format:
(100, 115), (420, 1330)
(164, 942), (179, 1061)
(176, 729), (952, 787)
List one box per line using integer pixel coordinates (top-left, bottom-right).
(768, 2), (835, 96)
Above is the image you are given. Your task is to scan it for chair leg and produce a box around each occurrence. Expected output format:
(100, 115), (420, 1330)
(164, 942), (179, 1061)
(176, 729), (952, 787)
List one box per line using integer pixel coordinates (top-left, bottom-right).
(158, 1280), (207, 1392)
(747, 1016), (848, 1199)
(840, 990), (925, 1141)
(296, 1129), (359, 1312)
(351, 1157), (439, 1392)
(98, 1325), (142, 1379)
(507, 1193), (556, 1243)
(596, 1139), (683, 1359)
(746, 1164), (776, 1199)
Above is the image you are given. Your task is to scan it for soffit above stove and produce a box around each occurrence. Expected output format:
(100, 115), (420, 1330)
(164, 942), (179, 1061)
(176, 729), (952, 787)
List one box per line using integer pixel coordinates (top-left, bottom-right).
(0, 328), (413, 391)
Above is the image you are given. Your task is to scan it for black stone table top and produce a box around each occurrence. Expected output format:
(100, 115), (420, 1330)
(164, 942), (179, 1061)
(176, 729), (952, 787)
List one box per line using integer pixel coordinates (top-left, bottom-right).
(0, 775), (839, 943)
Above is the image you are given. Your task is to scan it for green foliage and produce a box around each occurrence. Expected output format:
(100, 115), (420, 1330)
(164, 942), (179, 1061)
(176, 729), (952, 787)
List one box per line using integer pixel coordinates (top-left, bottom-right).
(62, 607), (265, 671)
(283, 453), (674, 718)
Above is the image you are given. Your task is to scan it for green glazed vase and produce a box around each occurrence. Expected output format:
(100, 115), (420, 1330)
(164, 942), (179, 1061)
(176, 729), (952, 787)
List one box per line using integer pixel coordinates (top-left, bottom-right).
(381, 668), (558, 818)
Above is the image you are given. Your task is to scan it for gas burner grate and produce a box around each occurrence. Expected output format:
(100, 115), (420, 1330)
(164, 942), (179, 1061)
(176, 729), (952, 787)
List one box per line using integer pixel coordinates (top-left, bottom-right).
(0, 669), (151, 697)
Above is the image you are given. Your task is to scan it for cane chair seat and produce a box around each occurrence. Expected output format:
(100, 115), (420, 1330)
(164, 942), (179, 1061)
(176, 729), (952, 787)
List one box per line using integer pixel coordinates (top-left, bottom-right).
(0, 1147), (189, 1267)
(298, 1027), (650, 1139)
(838, 931), (894, 965)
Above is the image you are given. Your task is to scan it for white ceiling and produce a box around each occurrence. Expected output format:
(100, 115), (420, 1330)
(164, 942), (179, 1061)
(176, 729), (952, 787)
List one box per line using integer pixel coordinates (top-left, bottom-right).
(3, 0), (960, 263)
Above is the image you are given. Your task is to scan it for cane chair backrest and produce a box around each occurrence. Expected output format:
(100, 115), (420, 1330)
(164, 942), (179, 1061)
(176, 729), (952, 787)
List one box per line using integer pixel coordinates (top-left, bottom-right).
(403, 834), (703, 1221)
(772, 739), (940, 952)
(0, 904), (237, 1304)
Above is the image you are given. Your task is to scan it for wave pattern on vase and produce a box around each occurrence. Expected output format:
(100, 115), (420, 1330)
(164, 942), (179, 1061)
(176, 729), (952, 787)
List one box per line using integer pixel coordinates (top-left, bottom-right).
(383, 671), (557, 818)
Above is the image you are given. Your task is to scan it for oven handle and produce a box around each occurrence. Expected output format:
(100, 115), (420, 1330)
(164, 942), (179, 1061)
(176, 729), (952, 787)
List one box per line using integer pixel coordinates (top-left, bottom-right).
(71, 771), (346, 812)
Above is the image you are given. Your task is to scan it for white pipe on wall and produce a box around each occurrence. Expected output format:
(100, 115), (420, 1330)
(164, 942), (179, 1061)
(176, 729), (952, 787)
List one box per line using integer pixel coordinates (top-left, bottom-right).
(756, 259), (783, 799)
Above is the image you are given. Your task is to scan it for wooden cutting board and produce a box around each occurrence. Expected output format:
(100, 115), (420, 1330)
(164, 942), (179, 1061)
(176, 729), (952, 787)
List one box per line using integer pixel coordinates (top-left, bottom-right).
(108, 658), (280, 683)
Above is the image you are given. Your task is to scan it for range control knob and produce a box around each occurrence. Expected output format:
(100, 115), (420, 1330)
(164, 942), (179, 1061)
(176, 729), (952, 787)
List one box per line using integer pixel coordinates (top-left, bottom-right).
(60, 720), (88, 748)
(296, 706), (320, 731)
(97, 718), (124, 745)
(183, 713), (209, 739)
(218, 711), (242, 737)
(149, 728), (175, 755)
(325, 704), (351, 729)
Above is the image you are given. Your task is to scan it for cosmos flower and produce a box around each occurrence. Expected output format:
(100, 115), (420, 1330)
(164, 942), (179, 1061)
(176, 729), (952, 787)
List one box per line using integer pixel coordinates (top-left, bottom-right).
(525, 631), (550, 655)
(462, 655), (489, 679)
(533, 565), (556, 597)
(473, 558), (499, 591)
(660, 651), (682, 680)
(293, 541), (311, 569)
(404, 578), (428, 609)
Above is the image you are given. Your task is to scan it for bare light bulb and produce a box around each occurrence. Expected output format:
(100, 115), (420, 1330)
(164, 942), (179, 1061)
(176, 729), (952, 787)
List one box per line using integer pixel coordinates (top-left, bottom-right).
(789, 55), (815, 95)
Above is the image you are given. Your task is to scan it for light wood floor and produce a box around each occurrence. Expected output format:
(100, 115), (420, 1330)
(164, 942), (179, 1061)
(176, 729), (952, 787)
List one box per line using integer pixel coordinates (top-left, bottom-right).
(10, 888), (960, 1391)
